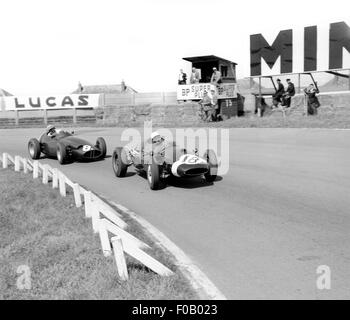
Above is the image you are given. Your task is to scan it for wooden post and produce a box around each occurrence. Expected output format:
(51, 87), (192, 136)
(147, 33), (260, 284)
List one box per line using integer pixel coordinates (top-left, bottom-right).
(59, 172), (66, 197)
(298, 73), (301, 93)
(102, 106), (106, 125)
(101, 93), (106, 106)
(42, 165), (49, 184)
(91, 199), (100, 233)
(72, 183), (82, 208)
(84, 191), (93, 218)
(111, 236), (129, 281)
(23, 159), (28, 174)
(2, 153), (8, 169)
(96, 202), (128, 229)
(43, 109), (48, 125)
(161, 92), (166, 104)
(258, 77), (262, 117)
(73, 108), (77, 124)
(304, 93), (308, 117)
(102, 218), (150, 250)
(15, 110), (19, 125)
(14, 156), (21, 172)
(122, 239), (173, 276)
(33, 161), (39, 178)
(98, 220), (112, 257)
(52, 169), (58, 188)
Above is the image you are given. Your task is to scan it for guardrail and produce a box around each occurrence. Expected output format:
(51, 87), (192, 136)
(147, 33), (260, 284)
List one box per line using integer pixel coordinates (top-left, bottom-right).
(0, 152), (174, 281)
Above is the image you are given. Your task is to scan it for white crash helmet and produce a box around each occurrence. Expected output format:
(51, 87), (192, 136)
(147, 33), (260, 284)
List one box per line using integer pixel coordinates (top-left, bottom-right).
(46, 125), (56, 135)
(151, 131), (162, 143)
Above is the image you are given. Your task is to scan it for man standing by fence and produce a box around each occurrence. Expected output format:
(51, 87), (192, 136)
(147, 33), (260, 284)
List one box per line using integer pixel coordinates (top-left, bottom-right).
(304, 83), (320, 115)
(282, 79), (295, 108)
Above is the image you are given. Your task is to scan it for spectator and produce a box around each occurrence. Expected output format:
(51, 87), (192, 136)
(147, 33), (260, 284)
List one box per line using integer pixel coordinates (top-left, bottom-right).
(190, 67), (200, 84)
(272, 79), (285, 108)
(210, 67), (222, 85)
(282, 78), (295, 108)
(304, 83), (320, 115)
(121, 80), (127, 92)
(178, 69), (187, 85)
(77, 82), (84, 93)
(198, 91), (213, 122)
(210, 89), (219, 121)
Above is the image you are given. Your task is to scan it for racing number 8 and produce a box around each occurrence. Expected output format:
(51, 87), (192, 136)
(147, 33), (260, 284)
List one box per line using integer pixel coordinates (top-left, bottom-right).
(187, 155), (199, 164)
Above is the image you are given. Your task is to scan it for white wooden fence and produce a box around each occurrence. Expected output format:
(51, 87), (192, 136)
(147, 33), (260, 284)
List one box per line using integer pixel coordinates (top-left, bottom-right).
(0, 152), (174, 280)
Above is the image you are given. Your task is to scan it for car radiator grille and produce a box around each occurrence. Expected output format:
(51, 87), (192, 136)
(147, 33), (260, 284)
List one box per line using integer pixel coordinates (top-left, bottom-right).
(84, 150), (100, 159)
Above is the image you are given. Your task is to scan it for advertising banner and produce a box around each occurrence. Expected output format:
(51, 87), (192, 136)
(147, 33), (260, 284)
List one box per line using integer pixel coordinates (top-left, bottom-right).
(250, 21), (350, 76)
(177, 83), (237, 100)
(2, 94), (100, 111)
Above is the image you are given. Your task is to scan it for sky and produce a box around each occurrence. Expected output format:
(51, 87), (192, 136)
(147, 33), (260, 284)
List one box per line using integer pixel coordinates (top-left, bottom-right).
(0, 0), (350, 95)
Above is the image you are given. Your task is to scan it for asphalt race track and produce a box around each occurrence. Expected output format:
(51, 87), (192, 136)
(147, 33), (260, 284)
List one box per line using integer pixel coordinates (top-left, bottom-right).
(1, 127), (350, 299)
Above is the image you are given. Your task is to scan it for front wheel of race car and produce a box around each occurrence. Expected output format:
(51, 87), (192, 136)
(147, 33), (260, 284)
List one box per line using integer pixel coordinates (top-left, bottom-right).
(57, 143), (67, 164)
(203, 149), (218, 182)
(95, 137), (107, 159)
(112, 147), (128, 177)
(28, 138), (41, 160)
(147, 161), (162, 190)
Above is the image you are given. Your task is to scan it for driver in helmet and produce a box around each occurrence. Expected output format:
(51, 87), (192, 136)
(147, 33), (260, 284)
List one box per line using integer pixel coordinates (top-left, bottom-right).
(150, 131), (164, 145)
(46, 125), (57, 137)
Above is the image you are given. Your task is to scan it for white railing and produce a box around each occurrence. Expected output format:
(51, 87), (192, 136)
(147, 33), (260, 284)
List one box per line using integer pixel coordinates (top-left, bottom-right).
(0, 152), (174, 281)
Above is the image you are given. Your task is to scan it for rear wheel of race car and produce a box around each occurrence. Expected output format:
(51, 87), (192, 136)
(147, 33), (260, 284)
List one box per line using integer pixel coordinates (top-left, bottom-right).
(147, 161), (161, 190)
(57, 143), (67, 165)
(96, 137), (107, 159)
(28, 138), (41, 160)
(203, 149), (218, 182)
(112, 147), (127, 177)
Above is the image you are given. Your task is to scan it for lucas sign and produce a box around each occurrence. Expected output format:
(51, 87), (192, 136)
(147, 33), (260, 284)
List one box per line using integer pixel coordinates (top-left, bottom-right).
(250, 21), (350, 76)
(2, 94), (100, 111)
(177, 83), (237, 100)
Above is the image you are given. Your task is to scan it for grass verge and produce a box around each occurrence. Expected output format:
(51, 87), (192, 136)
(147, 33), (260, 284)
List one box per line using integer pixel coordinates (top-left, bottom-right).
(0, 169), (197, 300)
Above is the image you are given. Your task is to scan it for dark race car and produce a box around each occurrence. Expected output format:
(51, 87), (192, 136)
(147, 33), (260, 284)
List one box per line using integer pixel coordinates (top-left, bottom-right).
(28, 126), (107, 164)
(112, 132), (218, 190)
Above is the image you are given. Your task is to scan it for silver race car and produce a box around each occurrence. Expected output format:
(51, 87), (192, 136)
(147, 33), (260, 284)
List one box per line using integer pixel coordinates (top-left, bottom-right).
(112, 132), (218, 190)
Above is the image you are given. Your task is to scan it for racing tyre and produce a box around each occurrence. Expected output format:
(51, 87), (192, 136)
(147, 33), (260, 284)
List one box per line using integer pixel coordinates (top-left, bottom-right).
(112, 147), (127, 177)
(147, 161), (161, 190)
(57, 142), (67, 164)
(28, 138), (41, 160)
(96, 137), (107, 159)
(203, 149), (218, 182)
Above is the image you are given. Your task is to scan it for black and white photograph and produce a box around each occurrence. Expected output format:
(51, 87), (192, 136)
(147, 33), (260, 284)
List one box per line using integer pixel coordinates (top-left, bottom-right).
(0, 0), (350, 311)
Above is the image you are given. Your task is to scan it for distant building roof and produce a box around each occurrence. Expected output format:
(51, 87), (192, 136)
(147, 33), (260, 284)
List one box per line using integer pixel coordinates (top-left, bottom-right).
(72, 84), (137, 94)
(183, 55), (237, 65)
(0, 88), (13, 96)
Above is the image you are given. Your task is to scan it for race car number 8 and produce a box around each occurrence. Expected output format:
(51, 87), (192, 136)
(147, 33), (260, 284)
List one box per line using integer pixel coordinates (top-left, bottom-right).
(186, 155), (199, 164)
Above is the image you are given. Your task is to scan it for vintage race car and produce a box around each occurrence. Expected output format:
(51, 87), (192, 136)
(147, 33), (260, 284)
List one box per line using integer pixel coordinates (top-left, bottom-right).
(112, 137), (218, 190)
(28, 128), (107, 164)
